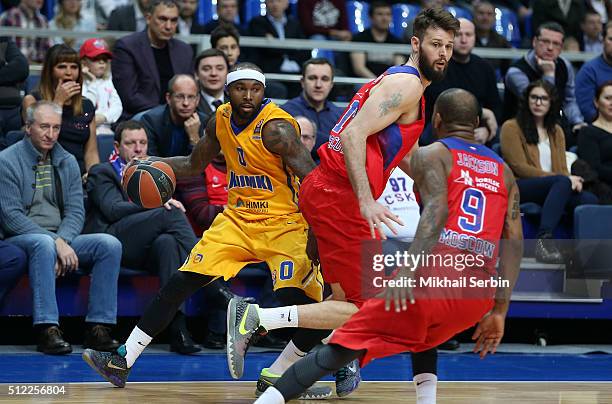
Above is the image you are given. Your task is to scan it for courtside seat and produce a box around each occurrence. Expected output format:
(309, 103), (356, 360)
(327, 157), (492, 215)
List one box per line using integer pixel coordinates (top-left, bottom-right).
(572, 205), (612, 277)
(495, 6), (522, 47)
(391, 4), (420, 38)
(196, 0), (215, 25)
(444, 5), (471, 20)
(0, 264), (271, 317)
(346, 0), (370, 34)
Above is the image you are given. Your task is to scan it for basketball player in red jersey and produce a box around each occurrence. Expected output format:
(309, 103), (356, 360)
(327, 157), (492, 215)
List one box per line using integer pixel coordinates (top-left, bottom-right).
(254, 88), (524, 404)
(228, 7), (460, 398)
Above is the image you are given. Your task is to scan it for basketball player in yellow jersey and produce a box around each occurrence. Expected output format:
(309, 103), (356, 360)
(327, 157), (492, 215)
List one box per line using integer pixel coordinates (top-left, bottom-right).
(82, 63), (348, 399)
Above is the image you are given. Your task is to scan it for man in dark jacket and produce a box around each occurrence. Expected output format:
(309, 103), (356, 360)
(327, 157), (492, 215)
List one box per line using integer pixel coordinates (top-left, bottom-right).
(112, 0), (194, 120)
(141, 74), (205, 157)
(85, 120), (202, 354)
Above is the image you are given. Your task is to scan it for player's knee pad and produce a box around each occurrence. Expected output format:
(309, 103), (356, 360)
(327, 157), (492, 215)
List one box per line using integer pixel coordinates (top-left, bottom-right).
(274, 287), (317, 306)
(314, 344), (362, 372)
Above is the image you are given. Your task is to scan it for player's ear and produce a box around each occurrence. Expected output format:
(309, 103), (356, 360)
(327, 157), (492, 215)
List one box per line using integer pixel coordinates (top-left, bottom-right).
(433, 112), (442, 132)
(411, 36), (420, 54)
(474, 116), (480, 129)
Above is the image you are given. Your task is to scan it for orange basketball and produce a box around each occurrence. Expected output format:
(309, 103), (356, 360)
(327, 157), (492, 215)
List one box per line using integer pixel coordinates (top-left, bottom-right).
(122, 161), (176, 209)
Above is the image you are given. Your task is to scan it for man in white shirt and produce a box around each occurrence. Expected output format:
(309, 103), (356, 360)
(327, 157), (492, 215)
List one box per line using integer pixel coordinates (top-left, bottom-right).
(194, 48), (229, 125)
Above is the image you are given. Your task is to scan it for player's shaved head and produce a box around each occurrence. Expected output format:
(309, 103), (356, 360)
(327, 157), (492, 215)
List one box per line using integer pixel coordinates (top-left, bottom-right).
(432, 88), (480, 138)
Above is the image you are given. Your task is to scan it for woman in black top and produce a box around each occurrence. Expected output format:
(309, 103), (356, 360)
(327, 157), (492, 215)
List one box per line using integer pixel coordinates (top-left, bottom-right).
(22, 44), (99, 176)
(578, 81), (612, 188)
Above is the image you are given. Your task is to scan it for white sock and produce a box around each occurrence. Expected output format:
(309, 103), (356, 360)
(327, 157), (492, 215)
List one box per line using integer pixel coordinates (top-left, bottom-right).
(321, 330), (335, 344)
(268, 340), (307, 375)
(258, 305), (299, 331)
(413, 373), (437, 404)
(254, 386), (285, 404)
(121, 326), (153, 368)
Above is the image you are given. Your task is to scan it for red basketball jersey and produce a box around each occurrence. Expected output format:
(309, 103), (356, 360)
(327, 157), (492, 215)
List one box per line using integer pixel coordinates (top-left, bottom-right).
(317, 65), (425, 199)
(436, 137), (508, 271)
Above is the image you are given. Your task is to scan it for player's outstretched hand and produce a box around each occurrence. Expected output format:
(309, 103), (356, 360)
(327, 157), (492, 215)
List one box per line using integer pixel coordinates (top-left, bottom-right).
(380, 267), (415, 312)
(359, 199), (404, 239)
(472, 311), (505, 359)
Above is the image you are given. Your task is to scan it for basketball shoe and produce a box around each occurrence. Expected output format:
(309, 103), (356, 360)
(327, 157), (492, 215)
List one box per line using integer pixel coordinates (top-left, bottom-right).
(82, 346), (131, 388)
(227, 297), (265, 379)
(334, 359), (361, 397)
(256, 368), (333, 399)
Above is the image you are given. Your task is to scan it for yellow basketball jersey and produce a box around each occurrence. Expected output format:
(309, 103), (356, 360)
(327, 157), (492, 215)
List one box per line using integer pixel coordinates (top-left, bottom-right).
(215, 99), (301, 220)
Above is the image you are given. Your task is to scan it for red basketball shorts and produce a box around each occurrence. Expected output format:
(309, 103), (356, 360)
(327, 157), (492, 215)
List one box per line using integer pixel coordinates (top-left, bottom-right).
(330, 297), (494, 367)
(300, 167), (372, 306)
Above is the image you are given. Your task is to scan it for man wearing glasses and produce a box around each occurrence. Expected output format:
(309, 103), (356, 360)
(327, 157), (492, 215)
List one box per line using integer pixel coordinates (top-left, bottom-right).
(504, 21), (585, 144)
(141, 74), (206, 157)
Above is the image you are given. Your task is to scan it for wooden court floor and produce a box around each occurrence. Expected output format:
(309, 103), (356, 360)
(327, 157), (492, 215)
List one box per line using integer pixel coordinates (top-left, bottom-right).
(2, 382), (612, 403)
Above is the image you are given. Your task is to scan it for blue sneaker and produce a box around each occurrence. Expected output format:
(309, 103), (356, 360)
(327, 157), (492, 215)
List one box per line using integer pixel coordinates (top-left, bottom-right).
(334, 359), (361, 397)
(82, 346), (131, 388)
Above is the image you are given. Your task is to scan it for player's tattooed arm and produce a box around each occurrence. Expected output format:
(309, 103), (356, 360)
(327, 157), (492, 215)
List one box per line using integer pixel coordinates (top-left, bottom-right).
(495, 165), (523, 312)
(162, 115), (221, 179)
(262, 119), (316, 180)
(341, 74), (422, 205)
(406, 144), (451, 260)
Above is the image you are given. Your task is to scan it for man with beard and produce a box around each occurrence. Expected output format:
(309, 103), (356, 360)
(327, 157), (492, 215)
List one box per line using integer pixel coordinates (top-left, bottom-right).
(82, 62), (348, 400)
(254, 88), (523, 404)
(228, 7), (459, 402)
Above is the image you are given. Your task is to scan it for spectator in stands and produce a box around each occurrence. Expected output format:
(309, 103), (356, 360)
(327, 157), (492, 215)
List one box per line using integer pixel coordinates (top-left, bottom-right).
(579, 8), (604, 53)
(50, 0), (96, 51)
(578, 81), (612, 189)
(0, 101), (122, 354)
(281, 58), (343, 162)
(473, 1), (512, 77)
(85, 120), (202, 354)
(112, 0), (193, 120)
(80, 38), (122, 135)
(504, 22), (585, 145)
(248, 0), (310, 97)
(0, 0), (51, 64)
(500, 80), (598, 264)
(210, 24), (241, 67)
(532, 0), (585, 44)
(194, 48), (229, 125)
(202, 0), (244, 34)
(298, 0), (351, 41)
(586, 0), (611, 23)
(350, 0), (405, 78)
(295, 116), (316, 152)
(576, 21), (612, 123)
(22, 44), (100, 176)
(424, 18), (500, 145)
(141, 74), (205, 157)
(0, 239), (26, 307)
(177, 0), (205, 34)
(0, 37), (28, 145)
(106, 0), (149, 32)
(97, 0), (129, 22)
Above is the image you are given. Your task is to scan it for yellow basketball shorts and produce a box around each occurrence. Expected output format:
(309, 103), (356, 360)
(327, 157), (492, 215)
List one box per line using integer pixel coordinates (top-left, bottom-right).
(180, 211), (323, 302)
